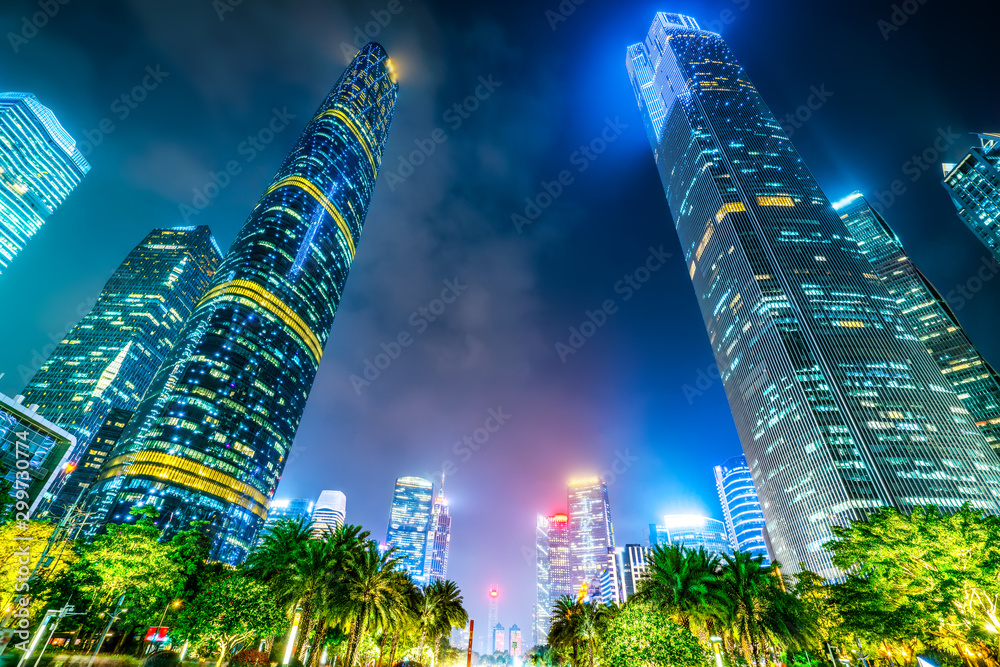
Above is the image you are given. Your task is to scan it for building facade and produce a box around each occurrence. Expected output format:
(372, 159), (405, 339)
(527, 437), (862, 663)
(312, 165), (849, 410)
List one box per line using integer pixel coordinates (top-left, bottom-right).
(86, 44), (399, 562)
(621, 543), (650, 599)
(837, 192), (1000, 450)
(714, 455), (771, 561)
(509, 625), (522, 659)
(942, 134), (1000, 262)
(568, 478), (614, 594)
(650, 515), (733, 556)
(492, 624), (506, 655)
(385, 476), (433, 581)
(0, 92), (89, 275)
(533, 515), (551, 648)
(627, 13), (1000, 577)
(423, 484), (451, 583)
(0, 392), (75, 516)
(22, 227), (221, 487)
(311, 490), (345, 537)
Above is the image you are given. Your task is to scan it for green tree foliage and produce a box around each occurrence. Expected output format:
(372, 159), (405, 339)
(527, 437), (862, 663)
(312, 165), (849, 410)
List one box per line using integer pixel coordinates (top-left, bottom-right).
(601, 602), (709, 667)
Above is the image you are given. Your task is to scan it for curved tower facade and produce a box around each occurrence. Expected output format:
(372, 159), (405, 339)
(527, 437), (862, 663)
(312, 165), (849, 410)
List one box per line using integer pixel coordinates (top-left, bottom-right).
(627, 14), (1000, 578)
(89, 44), (399, 562)
(714, 455), (770, 562)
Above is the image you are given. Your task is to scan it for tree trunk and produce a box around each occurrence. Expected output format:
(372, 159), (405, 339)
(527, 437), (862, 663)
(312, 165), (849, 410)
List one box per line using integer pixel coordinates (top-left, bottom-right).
(418, 625), (427, 661)
(217, 639), (230, 667)
(388, 631), (399, 667)
(587, 641), (594, 667)
(345, 607), (366, 667)
(298, 612), (316, 663)
(310, 625), (328, 667)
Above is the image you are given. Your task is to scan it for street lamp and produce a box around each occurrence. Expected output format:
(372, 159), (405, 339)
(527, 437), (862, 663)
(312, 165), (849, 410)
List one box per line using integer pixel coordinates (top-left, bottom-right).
(282, 608), (303, 667)
(710, 636), (724, 667)
(88, 594), (127, 667)
(16, 610), (57, 667)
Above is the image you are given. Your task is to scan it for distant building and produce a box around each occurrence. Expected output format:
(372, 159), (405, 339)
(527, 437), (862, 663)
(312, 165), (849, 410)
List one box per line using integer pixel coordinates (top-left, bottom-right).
(533, 512), (571, 646)
(622, 544), (650, 599)
(0, 92), (89, 275)
(650, 515), (732, 556)
(714, 456), (771, 562)
(942, 133), (1000, 263)
(568, 477), (615, 594)
(509, 624), (522, 659)
(312, 490), (346, 537)
(492, 624), (506, 654)
(0, 392), (75, 516)
(385, 476), (433, 582)
(259, 497), (314, 543)
(423, 481), (451, 582)
(488, 586), (499, 639)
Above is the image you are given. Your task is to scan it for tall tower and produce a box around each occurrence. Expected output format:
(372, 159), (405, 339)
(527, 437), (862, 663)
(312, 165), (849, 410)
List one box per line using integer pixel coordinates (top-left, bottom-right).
(942, 134), (1000, 262)
(385, 476), (434, 582)
(0, 92), (90, 275)
(423, 476), (451, 583)
(88, 44), (399, 562)
(627, 13), (1000, 577)
(311, 489), (346, 537)
(532, 515), (550, 648)
(714, 455), (771, 562)
(487, 586), (499, 639)
(22, 227), (221, 495)
(567, 477), (614, 594)
(836, 192), (1000, 450)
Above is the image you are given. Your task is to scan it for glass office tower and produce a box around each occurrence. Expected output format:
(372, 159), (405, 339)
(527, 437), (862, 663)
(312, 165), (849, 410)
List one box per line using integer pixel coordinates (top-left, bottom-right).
(942, 134), (1000, 262)
(627, 13), (1000, 577)
(837, 192), (1000, 450)
(423, 485), (451, 583)
(649, 515), (733, 556)
(567, 477), (614, 593)
(311, 489), (346, 537)
(532, 512), (572, 645)
(385, 476), (434, 581)
(714, 455), (771, 561)
(88, 44), (399, 562)
(0, 92), (89, 275)
(22, 227), (221, 461)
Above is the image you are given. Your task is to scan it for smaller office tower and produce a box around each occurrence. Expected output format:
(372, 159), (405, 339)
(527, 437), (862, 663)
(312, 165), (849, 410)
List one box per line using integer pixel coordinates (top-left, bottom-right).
(386, 476), (433, 582)
(622, 544), (650, 599)
(0, 392), (75, 515)
(714, 455), (771, 562)
(942, 134), (1000, 263)
(0, 92), (90, 275)
(492, 624), (506, 655)
(259, 497), (314, 544)
(509, 625), (522, 659)
(651, 515), (733, 556)
(312, 490), (347, 537)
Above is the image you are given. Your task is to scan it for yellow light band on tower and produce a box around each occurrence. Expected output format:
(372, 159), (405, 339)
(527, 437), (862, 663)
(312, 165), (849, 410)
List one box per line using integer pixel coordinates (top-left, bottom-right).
(315, 108), (377, 175)
(756, 195), (794, 207)
(263, 175), (357, 258)
(715, 201), (746, 223)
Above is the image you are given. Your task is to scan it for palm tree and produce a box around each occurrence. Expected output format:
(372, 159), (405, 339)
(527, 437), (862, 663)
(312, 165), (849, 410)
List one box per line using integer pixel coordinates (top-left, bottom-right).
(575, 601), (610, 667)
(333, 541), (407, 667)
(548, 596), (582, 666)
(718, 550), (777, 667)
(637, 543), (725, 634)
(423, 579), (468, 664)
(244, 516), (313, 582)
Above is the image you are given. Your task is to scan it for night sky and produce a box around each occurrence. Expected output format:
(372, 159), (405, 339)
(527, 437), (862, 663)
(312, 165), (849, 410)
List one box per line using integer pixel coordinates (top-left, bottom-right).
(2, 0), (999, 642)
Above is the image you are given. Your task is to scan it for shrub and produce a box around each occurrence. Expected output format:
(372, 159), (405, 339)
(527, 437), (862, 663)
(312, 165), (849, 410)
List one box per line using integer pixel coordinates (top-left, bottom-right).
(142, 651), (180, 667)
(602, 602), (710, 667)
(231, 650), (269, 667)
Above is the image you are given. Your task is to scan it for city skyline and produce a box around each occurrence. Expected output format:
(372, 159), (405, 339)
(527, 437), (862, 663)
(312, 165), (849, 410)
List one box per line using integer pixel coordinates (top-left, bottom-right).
(2, 0), (999, 640)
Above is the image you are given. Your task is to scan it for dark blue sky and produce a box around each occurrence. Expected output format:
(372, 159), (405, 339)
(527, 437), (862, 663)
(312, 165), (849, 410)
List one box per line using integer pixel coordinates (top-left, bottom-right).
(2, 0), (999, 640)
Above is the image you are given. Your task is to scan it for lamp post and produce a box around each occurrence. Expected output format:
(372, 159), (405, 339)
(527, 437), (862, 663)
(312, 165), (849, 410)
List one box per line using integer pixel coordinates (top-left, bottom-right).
(148, 599), (181, 652)
(16, 610), (56, 667)
(710, 636), (724, 667)
(87, 593), (127, 667)
(282, 608), (302, 667)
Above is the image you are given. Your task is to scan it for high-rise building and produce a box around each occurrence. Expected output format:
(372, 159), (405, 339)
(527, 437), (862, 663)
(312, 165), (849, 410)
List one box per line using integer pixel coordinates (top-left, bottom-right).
(86, 44), (399, 562)
(509, 625), (522, 659)
(0, 92), (89, 275)
(261, 497), (315, 539)
(0, 392), (75, 516)
(423, 481), (451, 583)
(836, 192), (1000, 450)
(650, 515), (733, 556)
(386, 476), (433, 581)
(34, 408), (132, 520)
(714, 455), (771, 562)
(22, 227), (221, 496)
(487, 586), (499, 640)
(311, 490), (346, 537)
(942, 134), (1000, 262)
(533, 515), (551, 648)
(627, 13), (1000, 578)
(621, 544), (650, 600)
(567, 477), (614, 593)
(492, 624), (506, 655)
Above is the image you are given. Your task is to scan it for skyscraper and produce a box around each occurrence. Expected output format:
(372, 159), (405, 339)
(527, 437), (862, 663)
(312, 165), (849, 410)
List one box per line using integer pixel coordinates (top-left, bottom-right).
(621, 544), (650, 600)
(509, 625), (522, 659)
(87, 44), (399, 561)
(836, 192), (1000, 450)
(0, 392), (75, 515)
(0, 92), (89, 275)
(22, 227), (221, 484)
(385, 476), (434, 581)
(714, 455), (771, 561)
(533, 515), (551, 648)
(311, 490), (346, 537)
(423, 482), (451, 583)
(942, 134), (1000, 262)
(568, 477), (614, 594)
(650, 515), (733, 556)
(492, 624), (506, 655)
(627, 13), (1000, 578)
(261, 497), (315, 541)
(487, 586), (499, 639)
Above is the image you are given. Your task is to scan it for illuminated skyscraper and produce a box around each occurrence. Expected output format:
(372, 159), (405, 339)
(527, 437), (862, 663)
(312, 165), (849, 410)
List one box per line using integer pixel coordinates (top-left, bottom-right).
(261, 497), (314, 541)
(627, 13), (1000, 577)
(386, 476), (433, 581)
(509, 625), (522, 659)
(0, 92), (89, 275)
(22, 227), (221, 485)
(533, 513), (572, 645)
(88, 44), (399, 562)
(650, 514), (733, 556)
(492, 624), (506, 655)
(423, 481), (451, 583)
(714, 455), (770, 561)
(311, 489), (346, 537)
(568, 478), (614, 593)
(488, 586), (499, 638)
(942, 134), (1000, 262)
(837, 192), (1000, 450)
